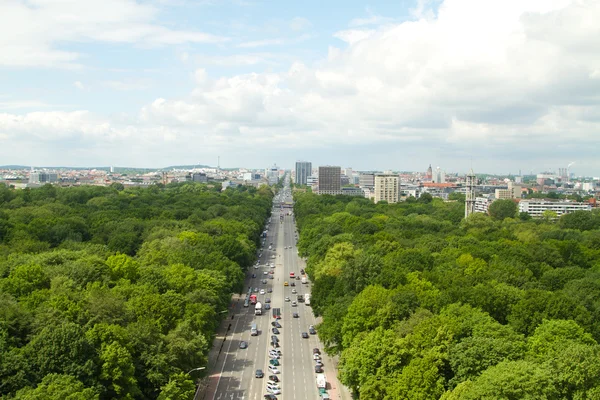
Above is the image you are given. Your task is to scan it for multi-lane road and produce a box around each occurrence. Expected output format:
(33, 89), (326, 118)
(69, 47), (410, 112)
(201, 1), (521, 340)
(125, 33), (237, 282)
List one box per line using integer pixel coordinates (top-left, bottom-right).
(205, 179), (341, 400)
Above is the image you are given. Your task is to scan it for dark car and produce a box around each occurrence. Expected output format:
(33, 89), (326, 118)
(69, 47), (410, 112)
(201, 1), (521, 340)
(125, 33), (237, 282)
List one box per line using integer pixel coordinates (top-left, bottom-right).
(301, 332), (309, 339)
(269, 359), (280, 366)
(290, 282), (295, 286)
(265, 298), (271, 303)
(256, 369), (264, 378)
(264, 304), (271, 310)
(264, 395), (277, 400)
(313, 348), (321, 354)
(272, 328), (280, 335)
(271, 321), (281, 328)
(269, 375), (279, 383)
(309, 327), (317, 335)
(300, 269), (305, 274)
(293, 312), (299, 318)
(315, 365), (323, 373)
(267, 288), (273, 293)
(271, 335), (279, 343)
(262, 279), (267, 284)
(252, 274), (256, 278)
(239, 341), (248, 349)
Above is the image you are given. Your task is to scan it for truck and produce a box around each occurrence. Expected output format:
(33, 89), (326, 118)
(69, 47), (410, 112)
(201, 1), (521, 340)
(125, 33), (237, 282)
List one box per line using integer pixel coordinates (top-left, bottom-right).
(305, 294), (311, 306)
(250, 294), (257, 305)
(316, 374), (326, 390)
(255, 302), (262, 315)
(301, 276), (307, 284)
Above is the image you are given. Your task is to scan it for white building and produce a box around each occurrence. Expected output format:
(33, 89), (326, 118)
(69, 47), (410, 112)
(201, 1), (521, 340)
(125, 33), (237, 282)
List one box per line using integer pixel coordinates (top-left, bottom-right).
(374, 174), (400, 203)
(519, 200), (592, 218)
(432, 167), (446, 183)
(266, 164), (279, 185)
(474, 195), (495, 214)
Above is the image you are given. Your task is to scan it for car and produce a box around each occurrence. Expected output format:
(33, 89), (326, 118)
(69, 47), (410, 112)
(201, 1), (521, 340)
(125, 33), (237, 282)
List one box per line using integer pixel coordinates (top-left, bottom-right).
(265, 298), (271, 303)
(309, 327), (317, 334)
(293, 312), (299, 318)
(302, 332), (309, 339)
(266, 387), (281, 395)
(272, 327), (280, 334)
(300, 269), (305, 274)
(239, 341), (248, 349)
(268, 366), (280, 374)
(262, 279), (267, 284)
(291, 288), (297, 294)
(269, 358), (280, 366)
(264, 271), (269, 275)
(252, 274), (256, 278)
(260, 289), (265, 295)
(267, 380), (279, 387)
(285, 296), (290, 302)
(265, 304), (271, 310)
(315, 365), (323, 373)
(268, 288), (273, 293)
(254, 287), (259, 293)
(284, 281), (289, 286)
(269, 270), (275, 274)
(269, 349), (281, 357)
(313, 348), (321, 354)
(268, 375), (279, 383)
(290, 282), (296, 286)
(264, 395), (277, 400)
(256, 369), (264, 378)
(313, 353), (321, 360)
(291, 301), (297, 307)
(315, 360), (324, 367)
(271, 321), (282, 328)
(271, 335), (279, 343)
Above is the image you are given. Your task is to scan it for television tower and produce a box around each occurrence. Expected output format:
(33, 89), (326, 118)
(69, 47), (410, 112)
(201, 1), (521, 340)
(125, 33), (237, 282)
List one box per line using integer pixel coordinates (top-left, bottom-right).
(465, 168), (476, 218)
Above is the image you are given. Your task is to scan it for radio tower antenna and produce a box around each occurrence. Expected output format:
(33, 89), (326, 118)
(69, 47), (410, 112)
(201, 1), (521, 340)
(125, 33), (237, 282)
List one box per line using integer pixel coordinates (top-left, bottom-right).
(217, 156), (220, 171)
(465, 167), (476, 218)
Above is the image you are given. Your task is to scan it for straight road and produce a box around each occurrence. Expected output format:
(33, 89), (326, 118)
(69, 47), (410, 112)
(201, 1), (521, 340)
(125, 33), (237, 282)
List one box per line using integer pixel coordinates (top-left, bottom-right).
(207, 177), (346, 400)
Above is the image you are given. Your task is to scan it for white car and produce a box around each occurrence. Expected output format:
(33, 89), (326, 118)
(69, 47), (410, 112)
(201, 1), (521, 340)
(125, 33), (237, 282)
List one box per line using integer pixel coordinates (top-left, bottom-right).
(260, 289), (265, 295)
(291, 301), (297, 307)
(266, 387), (281, 395)
(263, 271), (269, 275)
(313, 354), (321, 360)
(268, 366), (280, 374)
(254, 265), (259, 269)
(269, 350), (281, 357)
(285, 297), (290, 302)
(291, 289), (297, 294)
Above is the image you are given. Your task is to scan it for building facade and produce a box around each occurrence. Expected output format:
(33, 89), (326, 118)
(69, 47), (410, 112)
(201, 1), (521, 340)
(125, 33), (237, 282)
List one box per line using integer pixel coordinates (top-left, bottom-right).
(359, 173), (375, 189)
(266, 164), (279, 185)
(295, 161), (312, 186)
(374, 174), (400, 203)
(318, 166), (341, 195)
(519, 200), (592, 218)
(495, 182), (522, 200)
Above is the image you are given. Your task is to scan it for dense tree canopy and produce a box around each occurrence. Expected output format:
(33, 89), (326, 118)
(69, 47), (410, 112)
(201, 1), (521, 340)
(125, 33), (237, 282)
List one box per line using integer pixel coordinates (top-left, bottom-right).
(294, 192), (600, 399)
(0, 182), (273, 399)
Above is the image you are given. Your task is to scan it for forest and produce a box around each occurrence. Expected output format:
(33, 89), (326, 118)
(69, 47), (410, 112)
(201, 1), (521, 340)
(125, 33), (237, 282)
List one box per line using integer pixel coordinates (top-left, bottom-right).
(0, 182), (273, 399)
(294, 192), (600, 399)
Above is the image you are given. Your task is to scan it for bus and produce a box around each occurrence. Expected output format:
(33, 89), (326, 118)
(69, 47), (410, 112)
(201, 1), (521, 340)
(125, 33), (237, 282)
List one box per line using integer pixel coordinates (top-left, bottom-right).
(250, 294), (257, 305)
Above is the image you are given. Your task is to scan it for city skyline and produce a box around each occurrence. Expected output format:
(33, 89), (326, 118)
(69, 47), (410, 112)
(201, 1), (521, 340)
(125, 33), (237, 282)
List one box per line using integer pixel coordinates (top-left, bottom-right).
(1, 0), (600, 174)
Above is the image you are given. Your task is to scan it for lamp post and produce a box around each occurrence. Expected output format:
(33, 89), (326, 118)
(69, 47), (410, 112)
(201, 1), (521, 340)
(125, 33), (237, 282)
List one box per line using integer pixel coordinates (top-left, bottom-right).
(187, 367), (206, 400)
(186, 367), (206, 375)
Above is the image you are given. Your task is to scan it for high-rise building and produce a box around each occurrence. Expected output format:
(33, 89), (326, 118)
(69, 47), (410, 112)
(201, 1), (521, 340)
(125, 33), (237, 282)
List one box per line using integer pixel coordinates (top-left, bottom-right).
(295, 161), (312, 186)
(266, 164), (279, 185)
(432, 167), (446, 183)
(29, 172), (58, 184)
(374, 174), (399, 203)
(318, 166), (341, 195)
(191, 172), (208, 183)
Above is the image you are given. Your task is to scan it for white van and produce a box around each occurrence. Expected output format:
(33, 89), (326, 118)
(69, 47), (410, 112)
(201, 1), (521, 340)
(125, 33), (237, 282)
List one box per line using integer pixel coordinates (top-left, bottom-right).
(251, 323), (258, 336)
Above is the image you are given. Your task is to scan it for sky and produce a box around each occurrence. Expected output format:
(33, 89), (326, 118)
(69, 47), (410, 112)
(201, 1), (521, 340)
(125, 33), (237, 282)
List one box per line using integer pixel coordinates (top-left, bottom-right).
(0, 0), (599, 175)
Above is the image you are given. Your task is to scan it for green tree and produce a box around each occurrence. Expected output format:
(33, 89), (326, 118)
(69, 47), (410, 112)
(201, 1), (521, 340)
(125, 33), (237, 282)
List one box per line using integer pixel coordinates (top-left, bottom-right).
(13, 374), (99, 400)
(488, 199), (517, 221)
(158, 373), (196, 400)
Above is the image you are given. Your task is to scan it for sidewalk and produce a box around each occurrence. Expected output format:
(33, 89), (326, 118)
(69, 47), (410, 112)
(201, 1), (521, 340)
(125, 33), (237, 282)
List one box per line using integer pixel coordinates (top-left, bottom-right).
(196, 294), (242, 400)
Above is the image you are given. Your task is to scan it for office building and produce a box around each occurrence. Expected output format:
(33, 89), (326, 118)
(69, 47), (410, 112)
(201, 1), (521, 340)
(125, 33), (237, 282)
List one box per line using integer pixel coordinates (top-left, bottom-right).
(29, 172), (58, 184)
(318, 166), (341, 195)
(191, 173), (208, 183)
(359, 173), (375, 189)
(519, 200), (592, 218)
(432, 167), (446, 183)
(475, 195), (494, 214)
(295, 161), (312, 186)
(495, 181), (522, 200)
(266, 164), (279, 185)
(374, 174), (400, 203)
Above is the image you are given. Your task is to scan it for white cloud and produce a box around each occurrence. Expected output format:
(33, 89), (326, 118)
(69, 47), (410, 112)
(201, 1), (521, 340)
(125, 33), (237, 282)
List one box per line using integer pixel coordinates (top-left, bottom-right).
(2, 0), (600, 172)
(0, 0), (227, 68)
(103, 80), (150, 91)
(74, 81), (85, 90)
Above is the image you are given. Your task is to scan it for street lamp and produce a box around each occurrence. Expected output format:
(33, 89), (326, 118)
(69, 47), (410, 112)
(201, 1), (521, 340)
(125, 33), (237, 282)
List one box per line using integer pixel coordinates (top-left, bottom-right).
(186, 367), (206, 375)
